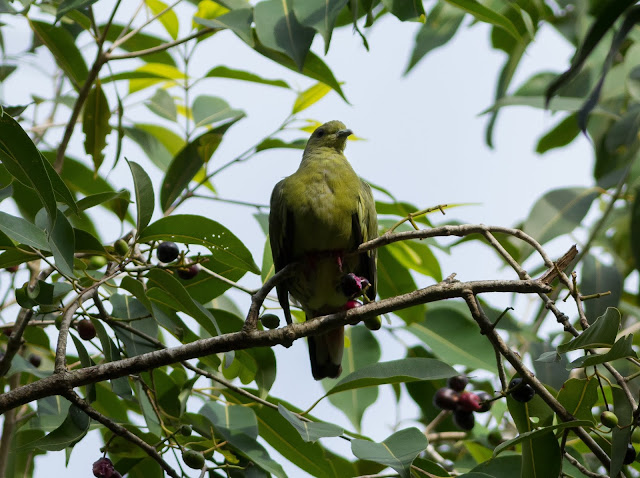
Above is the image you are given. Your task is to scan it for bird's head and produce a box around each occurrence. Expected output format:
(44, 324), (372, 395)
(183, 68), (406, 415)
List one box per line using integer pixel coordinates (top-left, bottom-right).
(305, 120), (353, 153)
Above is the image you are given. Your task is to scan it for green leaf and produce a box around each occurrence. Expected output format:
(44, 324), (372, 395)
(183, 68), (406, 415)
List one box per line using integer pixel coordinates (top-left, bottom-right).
(278, 404), (343, 442)
(254, 37), (347, 101)
(545, 0), (637, 105)
(326, 357), (456, 396)
(83, 80), (112, 174)
(493, 420), (593, 458)
(556, 378), (598, 423)
(146, 268), (221, 336)
(22, 405), (90, 451)
(293, 0), (348, 53)
(0, 211), (49, 250)
(405, 2), (465, 73)
(126, 159), (155, 236)
(42, 155), (78, 214)
(377, 247), (424, 323)
(444, 0), (521, 40)
(55, 0), (99, 21)
(522, 187), (599, 248)
(536, 113), (580, 154)
(74, 190), (129, 214)
(254, 0), (315, 71)
(581, 255), (623, 324)
(204, 65), (289, 88)
(407, 303), (496, 371)
(194, 8), (254, 46)
(292, 82), (331, 114)
(611, 386), (633, 477)
(123, 123), (184, 172)
(145, 0), (179, 39)
(0, 248), (41, 269)
(351, 428), (428, 478)
(387, 240), (442, 281)
(145, 88), (177, 121)
(557, 308), (620, 352)
(35, 208), (76, 278)
(256, 137), (306, 152)
(484, 95), (619, 118)
(140, 215), (259, 273)
(382, 0), (425, 21)
(177, 254), (247, 303)
(222, 390), (363, 478)
(29, 20), (88, 89)
(325, 326), (380, 430)
(159, 118), (239, 211)
(632, 184), (640, 272)
(191, 95), (245, 128)
(567, 335), (637, 369)
(0, 113), (57, 227)
(128, 63), (186, 94)
(198, 402), (287, 478)
(70, 334), (96, 402)
(135, 381), (162, 436)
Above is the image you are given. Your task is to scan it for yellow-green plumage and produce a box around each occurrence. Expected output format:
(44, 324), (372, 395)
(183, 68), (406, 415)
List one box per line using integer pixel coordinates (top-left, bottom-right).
(269, 120), (378, 380)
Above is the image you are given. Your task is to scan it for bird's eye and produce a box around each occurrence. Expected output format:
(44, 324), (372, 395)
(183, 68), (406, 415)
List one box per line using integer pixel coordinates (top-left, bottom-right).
(316, 129), (325, 138)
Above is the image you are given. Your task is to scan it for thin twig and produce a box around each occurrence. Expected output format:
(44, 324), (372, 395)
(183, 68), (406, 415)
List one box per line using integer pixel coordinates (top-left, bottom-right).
(63, 389), (180, 478)
(107, 27), (217, 60)
(563, 451), (608, 478)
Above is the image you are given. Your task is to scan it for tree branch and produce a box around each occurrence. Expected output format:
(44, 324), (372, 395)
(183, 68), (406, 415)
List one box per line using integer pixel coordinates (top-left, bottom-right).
(63, 389), (180, 478)
(462, 291), (611, 470)
(106, 27), (218, 60)
(0, 279), (549, 414)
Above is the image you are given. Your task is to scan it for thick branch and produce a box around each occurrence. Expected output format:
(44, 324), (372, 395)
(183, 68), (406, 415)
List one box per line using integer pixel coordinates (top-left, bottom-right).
(462, 292), (611, 470)
(0, 279), (548, 413)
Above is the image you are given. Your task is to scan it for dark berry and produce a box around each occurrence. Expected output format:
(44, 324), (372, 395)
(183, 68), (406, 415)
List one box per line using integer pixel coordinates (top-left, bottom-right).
(157, 241), (180, 263)
(260, 314), (280, 329)
(180, 424), (193, 436)
(453, 409), (475, 431)
(447, 375), (469, 392)
(177, 264), (199, 280)
(28, 354), (42, 368)
(6, 265), (19, 273)
(114, 239), (129, 256)
(509, 378), (536, 403)
(182, 449), (205, 469)
(475, 391), (492, 413)
(457, 391), (482, 412)
(2, 328), (12, 337)
(76, 319), (96, 341)
(433, 387), (458, 410)
(93, 457), (115, 477)
(600, 411), (619, 428)
(624, 443), (637, 465)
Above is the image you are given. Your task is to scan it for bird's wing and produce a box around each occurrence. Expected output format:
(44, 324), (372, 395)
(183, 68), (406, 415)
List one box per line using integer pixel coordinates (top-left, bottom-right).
(354, 178), (378, 301)
(269, 179), (294, 324)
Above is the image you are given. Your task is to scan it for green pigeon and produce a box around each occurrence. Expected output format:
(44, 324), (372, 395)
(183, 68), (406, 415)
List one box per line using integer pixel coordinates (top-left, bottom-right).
(269, 120), (378, 380)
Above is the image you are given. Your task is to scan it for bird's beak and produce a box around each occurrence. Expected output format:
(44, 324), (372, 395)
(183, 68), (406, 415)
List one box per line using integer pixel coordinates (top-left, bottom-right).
(337, 129), (353, 139)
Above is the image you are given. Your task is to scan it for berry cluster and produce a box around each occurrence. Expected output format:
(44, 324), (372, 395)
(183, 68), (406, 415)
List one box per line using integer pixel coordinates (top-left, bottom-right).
(157, 241), (200, 280)
(433, 375), (492, 430)
(93, 457), (121, 478)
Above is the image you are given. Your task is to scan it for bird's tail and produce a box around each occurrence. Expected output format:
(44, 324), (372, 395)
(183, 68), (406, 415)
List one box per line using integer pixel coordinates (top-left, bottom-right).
(308, 326), (344, 380)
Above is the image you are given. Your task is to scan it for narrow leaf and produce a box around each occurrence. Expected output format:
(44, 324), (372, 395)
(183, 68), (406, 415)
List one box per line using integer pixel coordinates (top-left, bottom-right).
(126, 159), (155, 236)
(278, 404), (343, 442)
(82, 80), (112, 174)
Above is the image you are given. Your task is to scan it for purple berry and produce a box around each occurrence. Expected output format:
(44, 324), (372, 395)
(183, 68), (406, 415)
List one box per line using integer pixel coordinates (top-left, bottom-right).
(177, 264), (199, 280)
(93, 457), (115, 478)
(157, 242), (180, 263)
(453, 409), (475, 430)
(475, 391), (492, 413)
(447, 375), (469, 392)
(433, 387), (458, 410)
(509, 378), (536, 403)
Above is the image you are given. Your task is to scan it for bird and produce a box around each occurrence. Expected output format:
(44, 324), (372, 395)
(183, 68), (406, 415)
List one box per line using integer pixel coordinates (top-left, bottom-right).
(269, 120), (378, 380)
